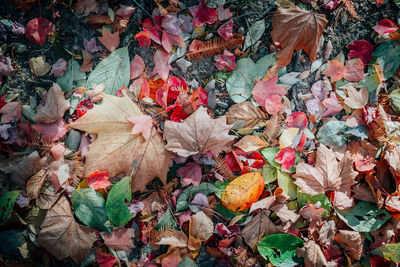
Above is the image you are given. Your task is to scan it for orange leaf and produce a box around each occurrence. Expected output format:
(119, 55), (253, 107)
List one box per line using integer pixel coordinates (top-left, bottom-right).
(322, 60), (346, 82)
(221, 172), (265, 211)
(97, 27), (120, 52)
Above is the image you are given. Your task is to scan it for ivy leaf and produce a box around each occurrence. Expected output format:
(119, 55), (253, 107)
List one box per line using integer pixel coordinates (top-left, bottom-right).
(105, 177), (133, 227)
(57, 59), (86, 91)
(258, 233), (304, 266)
(71, 188), (108, 231)
(86, 47), (130, 95)
(336, 201), (391, 232)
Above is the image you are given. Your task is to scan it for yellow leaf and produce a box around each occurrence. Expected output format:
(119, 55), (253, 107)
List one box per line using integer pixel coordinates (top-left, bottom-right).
(279, 127), (299, 148)
(221, 172), (265, 212)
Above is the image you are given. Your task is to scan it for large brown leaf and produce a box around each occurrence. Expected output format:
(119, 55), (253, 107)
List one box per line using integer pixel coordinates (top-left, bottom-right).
(335, 230), (365, 260)
(34, 83), (70, 123)
(271, 7), (327, 67)
(164, 106), (235, 157)
(225, 101), (268, 128)
(37, 196), (97, 263)
(293, 144), (358, 195)
(69, 93), (173, 192)
(297, 240), (327, 267)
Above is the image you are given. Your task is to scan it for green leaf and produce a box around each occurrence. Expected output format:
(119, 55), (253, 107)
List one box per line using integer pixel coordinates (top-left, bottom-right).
(0, 229), (27, 258)
(0, 191), (20, 222)
(262, 163), (277, 184)
(155, 209), (177, 231)
(226, 54), (276, 103)
(71, 188), (108, 230)
(277, 170), (297, 200)
(258, 233), (304, 267)
(214, 180), (229, 199)
(373, 243), (400, 263)
(336, 201), (391, 232)
(178, 257), (198, 267)
(317, 120), (348, 146)
(389, 89), (400, 112)
(373, 41), (400, 79)
(86, 47), (130, 95)
(214, 203), (247, 223)
(243, 20), (265, 50)
(57, 59), (86, 91)
(105, 176), (133, 227)
(297, 191), (331, 217)
(176, 183), (219, 212)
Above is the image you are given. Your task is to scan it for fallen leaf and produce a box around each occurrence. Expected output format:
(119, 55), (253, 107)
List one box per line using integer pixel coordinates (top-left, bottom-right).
(343, 58), (364, 82)
(37, 196), (97, 263)
(25, 17), (53, 45)
(347, 40), (374, 64)
(95, 253), (117, 267)
(29, 56), (51, 76)
(176, 162), (202, 186)
(69, 93), (172, 192)
(252, 75), (286, 107)
(214, 49), (236, 71)
(164, 106), (235, 157)
(162, 31), (185, 53)
(190, 211), (213, 241)
(34, 84), (70, 123)
(271, 7), (327, 66)
(264, 95), (284, 115)
(130, 54), (145, 80)
(81, 49), (93, 72)
(97, 27), (120, 52)
(127, 114), (153, 140)
(221, 172), (265, 211)
(157, 229), (188, 248)
(343, 85), (368, 109)
(0, 102), (21, 123)
(75, 0), (99, 16)
(373, 19), (398, 35)
(293, 144), (358, 195)
(189, 1), (218, 26)
(234, 135), (268, 152)
(297, 240), (327, 267)
(217, 19), (233, 40)
(275, 147), (296, 171)
(50, 58), (68, 77)
(84, 37), (102, 53)
(104, 228), (135, 251)
(335, 230), (365, 260)
(152, 49), (173, 81)
(32, 118), (68, 142)
(225, 101), (268, 128)
(322, 60), (346, 82)
(87, 170), (111, 190)
(26, 169), (47, 199)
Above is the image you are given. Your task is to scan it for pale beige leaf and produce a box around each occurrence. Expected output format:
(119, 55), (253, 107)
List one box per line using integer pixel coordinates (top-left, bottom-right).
(157, 230), (188, 248)
(34, 83), (70, 123)
(189, 211), (213, 241)
(0, 102), (21, 123)
(29, 56), (51, 76)
(249, 196), (276, 213)
(241, 210), (281, 251)
(234, 135), (268, 152)
(384, 146), (400, 173)
(293, 144), (358, 195)
(69, 93), (173, 192)
(36, 188), (60, 209)
(343, 85), (369, 109)
(26, 169), (47, 199)
(225, 101), (268, 128)
(164, 107), (235, 157)
(297, 240), (327, 267)
(37, 196), (97, 263)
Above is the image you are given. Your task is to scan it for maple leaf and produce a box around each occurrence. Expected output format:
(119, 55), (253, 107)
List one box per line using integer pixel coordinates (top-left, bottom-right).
(271, 7), (327, 66)
(252, 74), (286, 107)
(104, 228), (135, 251)
(164, 106), (235, 157)
(37, 196), (97, 263)
(134, 31), (151, 47)
(127, 114), (153, 140)
(152, 50), (173, 81)
(189, 1), (218, 26)
(162, 31), (185, 53)
(130, 54), (145, 80)
(97, 27), (120, 52)
(50, 58), (67, 77)
(34, 83), (70, 123)
(214, 49), (236, 71)
(343, 85), (369, 109)
(323, 58), (364, 82)
(293, 144), (358, 195)
(217, 19), (233, 40)
(0, 102), (21, 123)
(69, 93), (173, 192)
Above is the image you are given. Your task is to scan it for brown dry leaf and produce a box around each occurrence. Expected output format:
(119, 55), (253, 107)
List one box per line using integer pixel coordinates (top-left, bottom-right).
(189, 211), (213, 241)
(29, 56), (51, 76)
(273, 204), (300, 223)
(26, 169), (47, 199)
(225, 101), (268, 128)
(271, 7), (328, 67)
(36, 188), (60, 209)
(241, 210), (281, 251)
(97, 27), (120, 52)
(234, 135), (268, 153)
(34, 83), (70, 123)
(0, 102), (22, 123)
(384, 146), (400, 173)
(69, 93), (173, 192)
(297, 240), (327, 267)
(104, 228), (135, 251)
(293, 144), (358, 195)
(318, 220), (336, 244)
(334, 230), (365, 260)
(37, 196), (97, 263)
(343, 85), (369, 109)
(157, 230), (188, 248)
(164, 106), (235, 157)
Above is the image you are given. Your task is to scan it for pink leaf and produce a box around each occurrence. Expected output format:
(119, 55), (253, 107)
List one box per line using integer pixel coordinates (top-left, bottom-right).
(344, 58), (364, 82)
(50, 143), (65, 160)
(322, 60), (346, 82)
(134, 31), (151, 47)
(87, 170), (111, 190)
(104, 228), (135, 251)
(78, 134), (91, 157)
(84, 37), (102, 53)
(347, 40), (374, 64)
(81, 49), (93, 72)
(97, 27), (120, 52)
(189, 1), (218, 26)
(216, 6), (233, 21)
(142, 17), (162, 44)
(264, 95), (284, 115)
(152, 50), (173, 81)
(25, 17), (53, 46)
(217, 19), (233, 40)
(162, 31), (185, 53)
(322, 92), (342, 117)
(115, 5), (136, 19)
(50, 58), (67, 77)
(0, 102), (21, 123)
(286, 111), (308, 130)
(252, 74), (286, 106)
(373, 19), (398, 35)
(95, 253), (117, 267)
(161, 13), (183, 35)
(214, 49), (236, 71)
(332, 191), (354, 210)
(176, 162), (202, 186)
(32, 119), (68, 142)
(130, 55), (145, 80)
(275, 147), (296, 171)
(127, 114), (153, 140)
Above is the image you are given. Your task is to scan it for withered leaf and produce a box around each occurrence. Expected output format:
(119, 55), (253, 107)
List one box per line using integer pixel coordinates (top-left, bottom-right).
(26, 169), (47, 199)
(335, 230), (365, 260)
(69, 93), (173, 192)
(189, 211), (213, 241)
(241, 210), (281, 251)
(225, 101), (268, 128)
(293, 144), (358, 195)
(271, 7), (328, 66)
(164, 106), (235, 157)
(297, 240), (327, 267)
(34, 83), (70, 123)
(157, 229), (188, 248)
(104, 228), (135, 251)
(37, 196), (97, 263)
